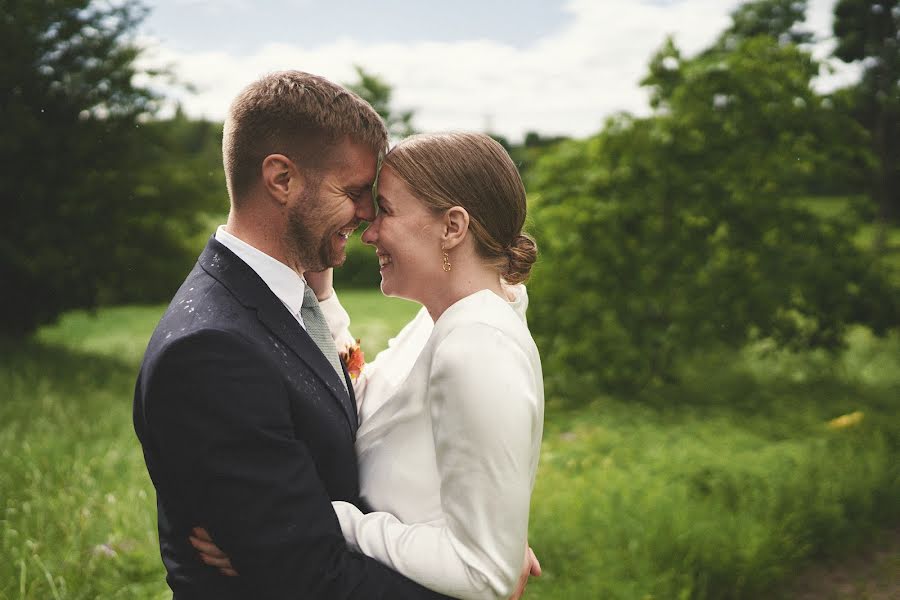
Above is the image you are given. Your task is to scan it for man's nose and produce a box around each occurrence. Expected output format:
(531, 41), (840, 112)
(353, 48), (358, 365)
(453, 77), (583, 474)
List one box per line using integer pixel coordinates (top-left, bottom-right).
(355, 196), (376, 222)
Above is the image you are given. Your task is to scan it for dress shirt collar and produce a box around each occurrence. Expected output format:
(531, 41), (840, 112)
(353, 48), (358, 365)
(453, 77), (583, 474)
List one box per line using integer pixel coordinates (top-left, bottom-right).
(215, 225), (306, 319)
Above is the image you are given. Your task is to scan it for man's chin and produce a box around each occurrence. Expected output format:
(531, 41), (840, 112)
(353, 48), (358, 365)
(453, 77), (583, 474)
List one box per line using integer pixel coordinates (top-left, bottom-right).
(320, 241), (346, 269)
(328, 249), (347, 268)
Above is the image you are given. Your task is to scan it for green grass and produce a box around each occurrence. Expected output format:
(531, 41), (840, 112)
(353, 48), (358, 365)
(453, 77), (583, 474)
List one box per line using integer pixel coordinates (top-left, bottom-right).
(0, 340), (166, 599)
(328, 289), (420, 356)
(34, 289), (420, 365)
(2, 291), (898, 599)
(527, 332), (900, 599)
(1, 291), (419, 599)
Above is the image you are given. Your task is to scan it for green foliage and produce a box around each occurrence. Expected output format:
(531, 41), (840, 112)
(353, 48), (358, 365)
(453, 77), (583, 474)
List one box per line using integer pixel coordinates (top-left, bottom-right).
(833, 0), (899, 63)
(491, 131), (570, 182)
(1, 0), (154, 336)
(100, 112), (228, 305)
(528, 17), (899, 391)
(717, 0), (813, 48)
(0, 340), (164, 598)
(3, 300), (898, 599)
(0, 0), (222, 337)
(832, 0), (900, 228)
(334, 232), (382, 289)
(345, 65), (416, 140)
(0, 293), (417, 598)
(526, 327), (900, 599)
(322, 289), (419, 355)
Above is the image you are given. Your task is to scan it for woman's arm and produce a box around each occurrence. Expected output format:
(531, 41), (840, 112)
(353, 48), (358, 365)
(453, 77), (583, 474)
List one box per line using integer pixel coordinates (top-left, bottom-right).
(331, 323), (541, 600)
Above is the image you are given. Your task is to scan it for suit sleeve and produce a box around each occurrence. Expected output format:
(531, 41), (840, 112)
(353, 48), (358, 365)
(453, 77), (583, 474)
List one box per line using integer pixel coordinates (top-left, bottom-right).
(144, 329), (449, 600)
(330, 323), (540, 600)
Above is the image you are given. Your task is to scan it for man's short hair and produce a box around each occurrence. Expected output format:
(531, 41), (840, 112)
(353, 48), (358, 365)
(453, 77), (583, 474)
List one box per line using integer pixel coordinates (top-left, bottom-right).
(223, 70), (388, 203)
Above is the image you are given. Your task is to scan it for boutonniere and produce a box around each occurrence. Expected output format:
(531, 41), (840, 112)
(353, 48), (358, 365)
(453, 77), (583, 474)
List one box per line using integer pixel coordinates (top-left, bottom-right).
(340, 339), (365, 379)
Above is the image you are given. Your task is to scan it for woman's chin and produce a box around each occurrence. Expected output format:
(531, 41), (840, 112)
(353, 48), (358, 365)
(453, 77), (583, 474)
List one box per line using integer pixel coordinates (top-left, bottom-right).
(379, 280), (411, 303)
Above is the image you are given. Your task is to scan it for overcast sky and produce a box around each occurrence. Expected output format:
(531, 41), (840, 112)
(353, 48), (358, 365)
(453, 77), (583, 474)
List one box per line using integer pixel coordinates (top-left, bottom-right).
(136, 0), (856, 142)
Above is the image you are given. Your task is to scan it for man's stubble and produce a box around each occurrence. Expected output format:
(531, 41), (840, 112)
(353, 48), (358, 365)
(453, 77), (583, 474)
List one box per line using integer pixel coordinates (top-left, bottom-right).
(284, 180), (344, 274)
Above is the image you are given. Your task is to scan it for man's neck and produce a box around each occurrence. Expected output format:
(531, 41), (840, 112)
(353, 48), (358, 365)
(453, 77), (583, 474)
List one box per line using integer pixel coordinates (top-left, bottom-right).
(223, 215), (305, 277)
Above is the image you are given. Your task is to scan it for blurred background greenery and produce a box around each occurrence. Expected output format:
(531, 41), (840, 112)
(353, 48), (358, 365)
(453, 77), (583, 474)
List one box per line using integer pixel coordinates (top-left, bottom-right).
(1, 0), (898, 598)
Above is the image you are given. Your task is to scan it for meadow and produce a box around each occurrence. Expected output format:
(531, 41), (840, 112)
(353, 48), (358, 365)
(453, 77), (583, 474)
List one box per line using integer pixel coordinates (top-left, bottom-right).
(1, 291), (898, 599)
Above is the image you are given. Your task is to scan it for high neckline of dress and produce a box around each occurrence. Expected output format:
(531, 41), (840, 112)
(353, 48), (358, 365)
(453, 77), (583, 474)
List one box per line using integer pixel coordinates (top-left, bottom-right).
(433, 288), (506, 327)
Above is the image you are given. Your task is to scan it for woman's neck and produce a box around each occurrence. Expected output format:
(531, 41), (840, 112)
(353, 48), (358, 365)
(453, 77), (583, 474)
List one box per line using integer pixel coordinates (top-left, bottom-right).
(423, 264), (505, 322)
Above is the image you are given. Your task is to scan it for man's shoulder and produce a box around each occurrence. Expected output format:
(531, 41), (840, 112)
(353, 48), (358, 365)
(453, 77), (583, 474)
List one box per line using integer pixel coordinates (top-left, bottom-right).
(142, 266), (257, 365)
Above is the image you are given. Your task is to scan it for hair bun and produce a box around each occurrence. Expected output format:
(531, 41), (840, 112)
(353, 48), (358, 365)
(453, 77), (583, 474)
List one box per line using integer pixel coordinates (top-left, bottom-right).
(503, 234), (537, 285)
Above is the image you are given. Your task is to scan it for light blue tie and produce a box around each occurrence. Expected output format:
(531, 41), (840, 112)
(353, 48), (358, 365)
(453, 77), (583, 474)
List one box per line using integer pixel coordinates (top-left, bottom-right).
(300, 285), (348, 393)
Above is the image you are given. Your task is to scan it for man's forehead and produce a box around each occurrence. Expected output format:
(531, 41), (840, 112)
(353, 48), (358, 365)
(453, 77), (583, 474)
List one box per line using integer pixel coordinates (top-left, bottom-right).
(328, 139), (377, 176)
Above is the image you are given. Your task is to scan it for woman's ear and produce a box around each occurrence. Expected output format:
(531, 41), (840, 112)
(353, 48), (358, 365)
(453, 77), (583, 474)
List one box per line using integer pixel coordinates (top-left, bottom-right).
(442, 206), (470, 250)
(261, 154), (298, 206)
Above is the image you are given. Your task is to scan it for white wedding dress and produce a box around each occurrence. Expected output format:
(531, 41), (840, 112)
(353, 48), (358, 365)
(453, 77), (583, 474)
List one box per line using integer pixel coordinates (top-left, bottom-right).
(320, 286), (544, 600)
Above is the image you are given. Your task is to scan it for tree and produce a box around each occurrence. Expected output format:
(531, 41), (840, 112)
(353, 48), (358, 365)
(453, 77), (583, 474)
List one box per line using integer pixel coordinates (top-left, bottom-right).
(344, 65), (416, 140)
(833, 0), (900, 245)
(717, 0), (813, 48)
(526, 1), (898, 392)
(0, 0), (213, 336)
(100, 110), (228, 305)
(491, 131), (569, 181)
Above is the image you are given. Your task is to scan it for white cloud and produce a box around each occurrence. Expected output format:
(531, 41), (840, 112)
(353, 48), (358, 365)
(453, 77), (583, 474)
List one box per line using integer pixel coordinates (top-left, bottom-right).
(138, 0), (850, 142)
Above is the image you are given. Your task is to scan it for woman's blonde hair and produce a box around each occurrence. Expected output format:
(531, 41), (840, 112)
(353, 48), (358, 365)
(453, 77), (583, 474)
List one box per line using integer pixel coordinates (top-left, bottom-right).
(383, 132), (537, 284)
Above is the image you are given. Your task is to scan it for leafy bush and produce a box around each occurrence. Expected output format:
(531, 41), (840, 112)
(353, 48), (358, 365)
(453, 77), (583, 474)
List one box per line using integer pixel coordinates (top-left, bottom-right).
(334, 233), (382, 289)
(526, 33), (899, 393)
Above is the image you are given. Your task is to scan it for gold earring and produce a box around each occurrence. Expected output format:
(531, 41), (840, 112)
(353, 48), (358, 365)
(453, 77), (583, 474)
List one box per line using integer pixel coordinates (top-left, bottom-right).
(442, 247), (451, 272)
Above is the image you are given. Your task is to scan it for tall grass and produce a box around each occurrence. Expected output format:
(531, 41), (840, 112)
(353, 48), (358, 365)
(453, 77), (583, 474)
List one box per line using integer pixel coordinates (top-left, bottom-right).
(0, 340), (165, 599)
(1, 294), (419, 599)
(526, 329), (900, 599)
(2, 294), (898, 599)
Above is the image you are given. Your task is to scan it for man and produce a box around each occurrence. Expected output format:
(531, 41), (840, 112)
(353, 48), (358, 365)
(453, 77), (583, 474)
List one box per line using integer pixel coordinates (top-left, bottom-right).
(133, 70), (452, 599)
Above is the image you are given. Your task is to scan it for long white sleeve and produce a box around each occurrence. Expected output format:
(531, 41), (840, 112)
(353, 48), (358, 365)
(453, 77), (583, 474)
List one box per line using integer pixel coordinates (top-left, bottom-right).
(332, 322), (541, 600)
(317, 289), (356, 354)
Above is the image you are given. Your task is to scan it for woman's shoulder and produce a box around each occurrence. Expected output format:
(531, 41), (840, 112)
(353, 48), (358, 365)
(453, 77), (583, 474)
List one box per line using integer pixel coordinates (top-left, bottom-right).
(432, 289), (537, 359)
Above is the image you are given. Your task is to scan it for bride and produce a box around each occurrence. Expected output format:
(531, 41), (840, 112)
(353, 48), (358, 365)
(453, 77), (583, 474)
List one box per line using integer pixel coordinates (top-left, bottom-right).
(195, 132), (544, 600)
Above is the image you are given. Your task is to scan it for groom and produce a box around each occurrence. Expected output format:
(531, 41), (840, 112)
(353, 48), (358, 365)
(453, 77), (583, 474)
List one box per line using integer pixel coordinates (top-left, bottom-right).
(133, 71), (451, 599)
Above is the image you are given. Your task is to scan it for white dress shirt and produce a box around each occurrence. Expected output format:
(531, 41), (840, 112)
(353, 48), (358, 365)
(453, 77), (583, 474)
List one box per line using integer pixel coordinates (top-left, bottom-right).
(214, 226), (308, 329)
(322, 286), (544, 600)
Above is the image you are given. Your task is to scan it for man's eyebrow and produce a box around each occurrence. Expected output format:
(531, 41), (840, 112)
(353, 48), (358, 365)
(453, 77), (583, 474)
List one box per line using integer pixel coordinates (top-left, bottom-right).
(344, 182), (372, 197)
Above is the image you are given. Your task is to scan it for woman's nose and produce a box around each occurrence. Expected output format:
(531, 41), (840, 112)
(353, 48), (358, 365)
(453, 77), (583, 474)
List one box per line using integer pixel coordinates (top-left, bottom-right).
(361, 221), (377, 246)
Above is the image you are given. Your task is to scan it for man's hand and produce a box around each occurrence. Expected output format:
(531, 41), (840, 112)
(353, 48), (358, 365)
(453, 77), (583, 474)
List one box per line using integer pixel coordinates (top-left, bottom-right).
(189, 527), (238, 577)
(508, 546), (541, 600)
(303, 268), (334, 301)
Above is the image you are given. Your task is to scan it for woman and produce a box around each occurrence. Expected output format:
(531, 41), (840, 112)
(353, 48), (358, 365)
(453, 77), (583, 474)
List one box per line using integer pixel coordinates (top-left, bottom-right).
(196, 132), (543, 600)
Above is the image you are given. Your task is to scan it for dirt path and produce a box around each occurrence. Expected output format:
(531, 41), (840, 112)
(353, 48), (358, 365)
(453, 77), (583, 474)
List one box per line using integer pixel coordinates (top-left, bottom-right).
(782, 528), (900, 599)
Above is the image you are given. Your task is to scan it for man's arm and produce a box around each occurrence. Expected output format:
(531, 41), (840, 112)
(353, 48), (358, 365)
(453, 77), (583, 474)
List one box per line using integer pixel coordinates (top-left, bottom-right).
(145, 329), (448, 599)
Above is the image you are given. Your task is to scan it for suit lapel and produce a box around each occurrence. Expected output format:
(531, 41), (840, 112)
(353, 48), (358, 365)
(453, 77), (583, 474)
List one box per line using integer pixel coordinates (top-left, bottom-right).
(198, 237), (358, 431)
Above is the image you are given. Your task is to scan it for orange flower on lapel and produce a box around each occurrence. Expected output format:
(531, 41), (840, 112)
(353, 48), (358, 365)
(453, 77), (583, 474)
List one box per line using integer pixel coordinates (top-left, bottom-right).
(340, 339), (365, 379)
